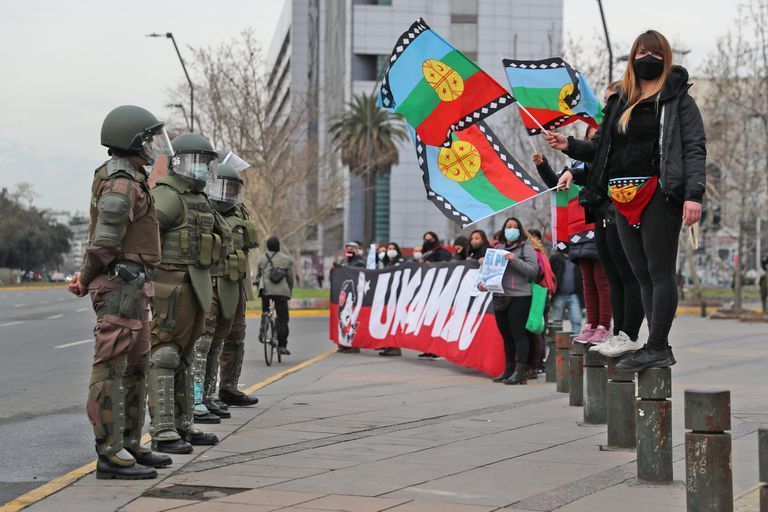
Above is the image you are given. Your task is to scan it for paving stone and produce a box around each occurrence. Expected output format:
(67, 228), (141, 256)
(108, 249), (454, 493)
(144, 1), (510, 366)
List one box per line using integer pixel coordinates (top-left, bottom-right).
(214, 489), (326, 506)
(295, 494), (410, 512)
(119, 497), (200, 512)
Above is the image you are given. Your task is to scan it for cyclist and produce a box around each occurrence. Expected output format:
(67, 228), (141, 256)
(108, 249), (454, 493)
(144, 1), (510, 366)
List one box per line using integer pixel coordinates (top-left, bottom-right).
(256, 236), (294, 356)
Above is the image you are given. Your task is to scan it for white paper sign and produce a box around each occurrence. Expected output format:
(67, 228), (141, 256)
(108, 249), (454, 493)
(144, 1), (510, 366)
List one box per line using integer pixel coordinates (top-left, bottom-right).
(476, 248), (508, 294)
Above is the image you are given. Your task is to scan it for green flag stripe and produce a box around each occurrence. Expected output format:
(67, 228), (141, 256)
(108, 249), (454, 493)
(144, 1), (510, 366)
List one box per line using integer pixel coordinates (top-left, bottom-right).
(513, 86), (564, 112)
(459, 169), (516, 211)
(394, 50), (480, 127)
(555, 185), (581, 207)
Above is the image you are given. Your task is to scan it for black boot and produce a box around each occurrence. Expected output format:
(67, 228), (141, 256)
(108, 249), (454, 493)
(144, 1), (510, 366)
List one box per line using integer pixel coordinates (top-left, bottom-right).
(96, 456), (157, 480)
(193, 412), (221, 424)
(615, 346), (676, 372)
(205, 400), (231, 419)
(151, 439), (193, 454)
(127, 447), (172, 468)
(186, 431), (219, 446)
(213, 399), (229, 412)
(219, 388), (259, 407)
(503, 364), (528, 385)
(492, 368), (514, 383)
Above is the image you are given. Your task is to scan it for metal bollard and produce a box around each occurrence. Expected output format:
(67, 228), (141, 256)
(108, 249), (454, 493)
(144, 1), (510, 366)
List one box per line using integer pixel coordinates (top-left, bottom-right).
(583, 349), (608, 424)
(758, 429), (767, 511)
(636, 368), (673, 483)
(569, 339), (584, 407)
(545, 322), (561, 383)
(555, 331), (572, 393)
(603, 356), (636, 449)
(685, 389), (732, 512)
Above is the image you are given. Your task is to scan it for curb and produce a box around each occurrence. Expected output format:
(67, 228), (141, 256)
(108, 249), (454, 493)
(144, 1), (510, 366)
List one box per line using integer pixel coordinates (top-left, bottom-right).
(0, 285), (66, 292)
(245, 309), (329, 318)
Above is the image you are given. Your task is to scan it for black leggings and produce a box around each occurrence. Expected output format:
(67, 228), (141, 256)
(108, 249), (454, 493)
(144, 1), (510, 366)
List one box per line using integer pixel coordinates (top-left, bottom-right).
(595, 219), (645, 340)
(494, 295), (532, 370)
(615, 188), (683, 350)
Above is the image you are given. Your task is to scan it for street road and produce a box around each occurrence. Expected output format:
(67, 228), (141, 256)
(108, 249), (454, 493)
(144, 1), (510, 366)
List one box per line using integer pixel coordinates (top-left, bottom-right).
(0, 287), (332, 504)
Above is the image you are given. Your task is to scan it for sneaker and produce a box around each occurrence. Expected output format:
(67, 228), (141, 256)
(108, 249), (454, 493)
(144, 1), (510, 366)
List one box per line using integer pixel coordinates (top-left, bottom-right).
(599, 331), (643, 357)
(615, 346), (676, 372)
(590, 332), (619, 352)
(572, 324), (595, 343)
(585, 325), (611, 344)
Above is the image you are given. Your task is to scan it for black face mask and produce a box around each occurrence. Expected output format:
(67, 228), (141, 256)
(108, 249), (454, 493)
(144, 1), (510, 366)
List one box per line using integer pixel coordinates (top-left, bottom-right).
(633, 54), (664, 81)
(422, 239), (437, 252)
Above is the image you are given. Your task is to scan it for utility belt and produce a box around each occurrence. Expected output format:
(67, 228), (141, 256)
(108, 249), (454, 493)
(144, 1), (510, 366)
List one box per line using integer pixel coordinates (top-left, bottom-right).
(97, 261), (153, 320)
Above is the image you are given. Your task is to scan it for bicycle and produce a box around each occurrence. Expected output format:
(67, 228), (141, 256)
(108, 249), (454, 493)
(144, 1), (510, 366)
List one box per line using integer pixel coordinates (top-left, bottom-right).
(259, 297), (282, 366)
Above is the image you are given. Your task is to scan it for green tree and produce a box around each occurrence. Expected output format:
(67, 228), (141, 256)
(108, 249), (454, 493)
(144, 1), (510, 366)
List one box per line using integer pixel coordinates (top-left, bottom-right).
(329, 93), (407, 243)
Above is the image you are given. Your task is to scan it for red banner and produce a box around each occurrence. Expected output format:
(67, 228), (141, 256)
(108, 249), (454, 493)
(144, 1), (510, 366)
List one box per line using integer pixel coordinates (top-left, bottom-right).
(329, 262), (505, 376)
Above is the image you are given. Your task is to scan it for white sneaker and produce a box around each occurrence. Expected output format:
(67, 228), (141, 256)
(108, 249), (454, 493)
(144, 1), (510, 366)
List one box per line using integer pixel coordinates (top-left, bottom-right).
(590, 333), (617, 352)
(599, 331), (643, 357)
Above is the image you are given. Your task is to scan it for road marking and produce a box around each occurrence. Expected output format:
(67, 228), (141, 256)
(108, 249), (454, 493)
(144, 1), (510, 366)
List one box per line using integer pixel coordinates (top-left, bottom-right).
(734, 484), (760, 511)
(12, 304), (24, 308)
(47, 314), (64, 320)
(76, 307), (90, 312)
(0, 348), (337, 511)
(0, 321), (25, 327)
(54, 339), (92, 349)
(38, 301), (50, 305)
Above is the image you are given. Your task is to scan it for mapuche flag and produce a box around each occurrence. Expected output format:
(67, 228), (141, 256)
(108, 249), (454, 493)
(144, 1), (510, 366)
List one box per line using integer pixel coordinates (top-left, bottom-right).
(411, 121), (544, 227)
(503, 57), (602, 135)
(551, 164), (595, 250)
(378, 18), (513, 146)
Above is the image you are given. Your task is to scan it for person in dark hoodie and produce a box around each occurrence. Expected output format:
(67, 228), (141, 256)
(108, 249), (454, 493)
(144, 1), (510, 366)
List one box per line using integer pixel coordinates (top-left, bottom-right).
(421, 231), (453, 263)
(468, 230), (490, 261)
(546, 30), (706, 372)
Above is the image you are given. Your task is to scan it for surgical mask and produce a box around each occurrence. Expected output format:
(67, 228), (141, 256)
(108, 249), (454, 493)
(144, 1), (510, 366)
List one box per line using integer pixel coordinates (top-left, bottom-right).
(633, 54), (664, 81)
(386, 250), (398, 259)
(346, 251), (355, 259)
(413, 251), (423, 260)
(504, 228), (520, 242)
(377, 252), (385, 261)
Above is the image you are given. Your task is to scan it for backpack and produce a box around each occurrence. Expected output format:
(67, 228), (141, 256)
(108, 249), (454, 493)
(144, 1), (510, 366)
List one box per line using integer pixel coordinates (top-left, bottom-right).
(265, 252), (287, 284)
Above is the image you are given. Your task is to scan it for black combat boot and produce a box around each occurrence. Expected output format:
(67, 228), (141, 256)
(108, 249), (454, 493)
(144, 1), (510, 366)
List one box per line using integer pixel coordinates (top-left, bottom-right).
(96, 456), (157, 480)
(193, 411), (221, 424)
(126, 447), (172, 468)
(186, 431), (219, 446)
(492, 367), (514, 383)
(219, 388), (259, 407)
(151, 439), (193, 454)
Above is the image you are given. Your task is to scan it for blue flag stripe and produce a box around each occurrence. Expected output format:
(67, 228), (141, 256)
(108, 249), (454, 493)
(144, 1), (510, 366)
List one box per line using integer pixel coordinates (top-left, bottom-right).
(505, 67), (573, 89)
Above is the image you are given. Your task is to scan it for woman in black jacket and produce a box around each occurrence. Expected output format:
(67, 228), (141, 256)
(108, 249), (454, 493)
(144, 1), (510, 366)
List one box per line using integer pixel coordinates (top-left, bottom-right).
(468, 230), (490, 261)
(421, 231), (453, 263)
(453, 236), (470, 261)
(546, 30), (706, 372)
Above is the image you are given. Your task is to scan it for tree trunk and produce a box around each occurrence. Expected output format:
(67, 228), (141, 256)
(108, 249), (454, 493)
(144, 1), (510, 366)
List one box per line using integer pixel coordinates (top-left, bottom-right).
(734, 220), (743, 313)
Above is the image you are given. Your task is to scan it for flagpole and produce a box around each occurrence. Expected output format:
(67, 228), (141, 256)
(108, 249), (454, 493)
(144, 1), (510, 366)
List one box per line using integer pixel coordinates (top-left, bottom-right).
(515, 102), (552, 136)
(462, 185), (559, 228)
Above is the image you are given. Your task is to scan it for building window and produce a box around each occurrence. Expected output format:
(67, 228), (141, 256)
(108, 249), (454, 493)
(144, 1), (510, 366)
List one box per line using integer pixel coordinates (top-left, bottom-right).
(451, 0), (478, 15)
(450, 22), (478, 54)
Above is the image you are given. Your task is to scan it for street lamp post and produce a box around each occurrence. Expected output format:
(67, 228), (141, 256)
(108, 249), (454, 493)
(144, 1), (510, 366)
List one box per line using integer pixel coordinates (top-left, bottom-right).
(596, 0), (613, 85)
(166, 103), (190, 132)
(147, 32), (195, 132)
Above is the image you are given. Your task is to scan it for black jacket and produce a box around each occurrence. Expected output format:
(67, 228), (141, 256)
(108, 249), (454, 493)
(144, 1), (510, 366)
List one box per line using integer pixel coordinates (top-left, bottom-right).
(549, 251), (585, 307)
(565, 65), (706, 205)
(423, 246), (453, 263)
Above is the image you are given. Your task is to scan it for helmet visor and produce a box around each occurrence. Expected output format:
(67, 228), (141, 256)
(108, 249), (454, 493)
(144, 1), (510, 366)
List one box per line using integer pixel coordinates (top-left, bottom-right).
(141, 128), (173, 165)
(172, 153), (218, 190)
(220, 151), (252, 173)
(206, 176), (242, 206)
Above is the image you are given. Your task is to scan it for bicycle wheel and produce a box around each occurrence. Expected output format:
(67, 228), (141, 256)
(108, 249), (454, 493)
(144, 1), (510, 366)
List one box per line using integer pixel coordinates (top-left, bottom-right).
(263, 314), (274, 366)
(270, 316), (280, 364)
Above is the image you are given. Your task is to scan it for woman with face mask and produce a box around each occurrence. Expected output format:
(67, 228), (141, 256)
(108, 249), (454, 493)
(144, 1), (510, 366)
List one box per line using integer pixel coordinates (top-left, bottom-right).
(546, 30), (706, 372)
(478, 217), (540, 384)
(378, 242), (406, 357)
(421, 231), (453, 263)
(453, 236), (470, 261)
(468, 230), (490, 261)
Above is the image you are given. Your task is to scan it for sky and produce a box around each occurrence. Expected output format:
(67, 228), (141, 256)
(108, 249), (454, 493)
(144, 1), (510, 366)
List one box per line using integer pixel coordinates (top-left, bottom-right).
(0, 0), (740, 213)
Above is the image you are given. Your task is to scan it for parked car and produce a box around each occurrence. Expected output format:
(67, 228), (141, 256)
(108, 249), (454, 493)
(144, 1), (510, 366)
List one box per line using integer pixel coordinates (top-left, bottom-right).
(50, 272), (66, 283)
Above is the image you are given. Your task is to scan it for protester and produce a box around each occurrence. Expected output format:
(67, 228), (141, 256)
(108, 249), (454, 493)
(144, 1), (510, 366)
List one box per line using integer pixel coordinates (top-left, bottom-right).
(547, 30), (706, 371)
(478, 217), (539, 384)
(340, 241), (366, 268)
(422, 231), (453, 263)
(468, 230), (490, 261)
(382, 242), (406, 268)
(549, 249), (584, 335)
(417, 231), (451, 359)
(256, 237), (294, 356)
(535, 132), (612, 345)
(378, 242), (406, 357)
(411, 245), (423, 263)
(760, 253), (768, 314)
(453, 236), (470, 261)
(525, 230), (555, 378)
(376, 244), (387, 269)
(527, 229), (547, 255)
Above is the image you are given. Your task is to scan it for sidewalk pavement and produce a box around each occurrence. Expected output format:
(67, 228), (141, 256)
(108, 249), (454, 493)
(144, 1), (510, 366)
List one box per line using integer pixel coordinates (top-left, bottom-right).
(22, 316), (768, 512)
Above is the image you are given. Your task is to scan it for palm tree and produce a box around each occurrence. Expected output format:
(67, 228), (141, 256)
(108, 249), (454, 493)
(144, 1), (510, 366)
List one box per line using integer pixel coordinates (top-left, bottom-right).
(330, 93), (408, 244)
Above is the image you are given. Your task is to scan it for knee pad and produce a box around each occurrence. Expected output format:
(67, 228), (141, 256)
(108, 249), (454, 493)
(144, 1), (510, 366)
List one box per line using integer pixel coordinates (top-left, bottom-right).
(150, 345), (180, 369)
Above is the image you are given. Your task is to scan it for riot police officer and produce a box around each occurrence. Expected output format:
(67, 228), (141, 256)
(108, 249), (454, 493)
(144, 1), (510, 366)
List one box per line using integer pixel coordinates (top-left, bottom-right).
(208, 152), (260, 407)
(147, 133), (225, 453)
(68, 105), (173, 479)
